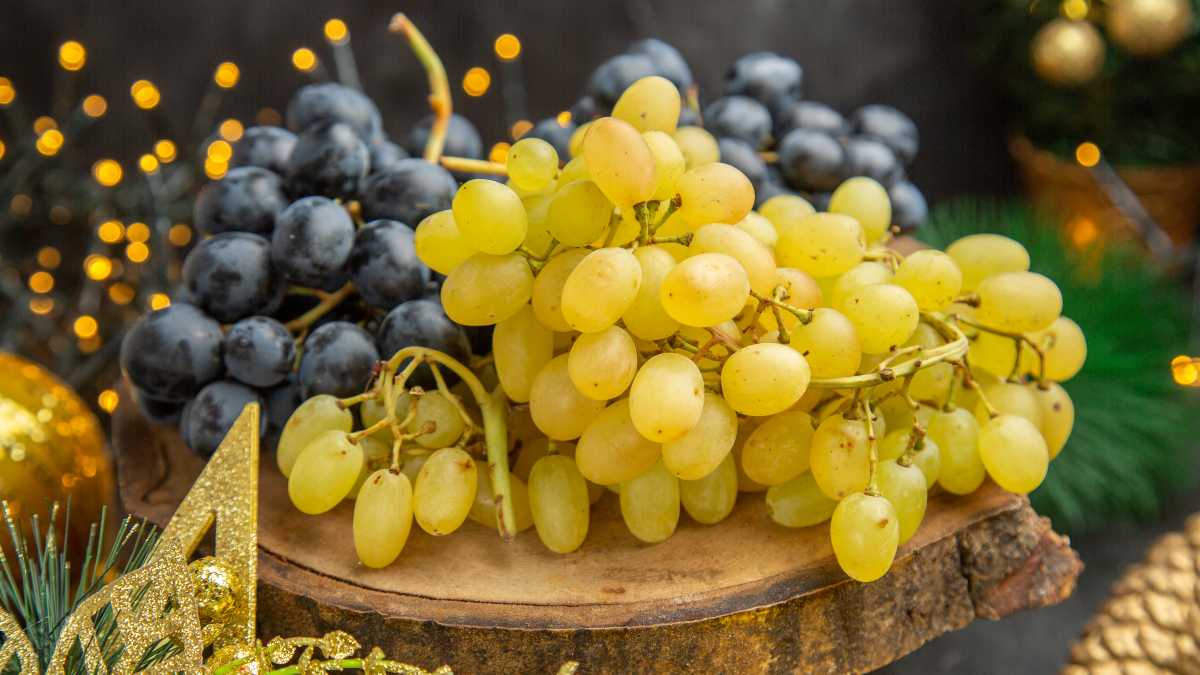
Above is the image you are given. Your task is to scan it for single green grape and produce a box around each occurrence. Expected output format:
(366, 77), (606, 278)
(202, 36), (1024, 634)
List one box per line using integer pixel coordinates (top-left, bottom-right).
(561, 247), (643, 333)
(1035, 382), (1074, 459)
(830, 492), (900, 582)
(928, 407), (985, 495)
(828, 177), (891, 243)
(830, 261), (893, 310)
(680, 453), (739, 525)
(413, 391), (467, 449)
(414, 209), (475, 275)
(660, 252), (750, 327)
(736, 212), (778, 249)
(612, 75), (681, 133)
(441, 252), (533, 326)
(676, 162), (754, 227)
(413, 447), (478, 535)
(352, 469), (413, 568)
(810, 414), (870, 499)
(978, 414), (1049, 494)
(688, 223), (777, 296)
(765, 472), (837, 528)
(568, 325), (638, 401)
(451, 179), (527, 255)
(583, 116), (657, 206)
(277, 394), (353, 477)
(893, 250), (962, 311)
(758, 194), (814, 232)
(975, 271), (1062, 333)
(548, 180), (613, 246)
(776, 213), (865, 277)
(1024, 316), (1087, 382)
(620, 459), (680, 544)
(576, 398), (663, 485)
(876, 460), (927, 544)
(838, 283), (919, 354)
(622, 245), (682, 341)
(468, 461), (534, 533)
(741, 410), (815, 486)
(672, 125), (719, 168)
(494, 305), (554, 403)
(529, 355), (607, 440)
(786, 308), (862, 378)
(506, 137), (559, 193)
(946, 233), (1030, 291)
(629, 353), (705, 443)
(721, 343), (811, 417)
(662, 392), (738, 480)
(528, 454), (591, 553)
(288, 430), (363, 515)
(975, 380), (1043, 428)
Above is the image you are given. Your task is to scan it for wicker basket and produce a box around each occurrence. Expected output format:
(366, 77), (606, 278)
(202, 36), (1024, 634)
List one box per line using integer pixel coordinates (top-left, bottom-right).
(1010, 136), (1200, 248)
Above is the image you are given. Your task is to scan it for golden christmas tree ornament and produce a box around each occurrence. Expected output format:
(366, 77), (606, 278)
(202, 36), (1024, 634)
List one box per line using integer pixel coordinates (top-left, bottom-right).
(1107, 0), (1193, 57)
(1031, 18), (1107, 86)
(191, 555), (244, 626)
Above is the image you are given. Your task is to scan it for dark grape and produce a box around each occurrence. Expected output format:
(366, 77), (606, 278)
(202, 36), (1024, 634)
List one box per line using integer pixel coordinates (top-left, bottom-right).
(725, 52), (803, 114)
(524, 118), (576, 159)
(369, 139), (409, 174)
(183, 232), (282, 323)
(569, 96), (598, 122)
(406, 113), (483, 160)
(843, 136), (903, 187)
(286, 82), (382, 141)
(462, 324), (494, 359)
(850, 104), (919, 165)
(889, 180), (928, 231)
(808, 191), (833, 211)
(223, 316), (296, 388)
(120, 303), (224, 401)
(587, 53), (658, 111)
(298, 321), (379, 398)
(677, 106), (701, 127)
(705, 96), (772, 149)
(778, 128), (845, 191)
(193, 166), (287, 236)
(184, 380), (265, 457)
(131, 387), (186, 425)
(286, 121), (369, 198)
(348, 220), (429, 310)
(376, 299), (470, 388)
(271, 196), (355, 287)
(717, 137), (768, 190)
(264, 375), (302, 450)
(773, 100), (847, 139)
(754, 180), (796, 208)
(231, 126), (297, 175)
(360, 159), (457, 227)
(629, 38), (694, 92)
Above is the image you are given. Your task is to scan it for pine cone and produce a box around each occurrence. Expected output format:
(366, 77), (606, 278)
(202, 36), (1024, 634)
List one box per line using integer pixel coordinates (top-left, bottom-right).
(1064, 514), (1200, 674)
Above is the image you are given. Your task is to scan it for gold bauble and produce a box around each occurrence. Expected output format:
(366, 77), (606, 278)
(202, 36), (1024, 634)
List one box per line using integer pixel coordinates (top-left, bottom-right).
(0, 353), (113, 554)
(207, 642), (270, 674)
(1107, 0), (1193, 57)
(1031, 18), (1107, 86)
(190, 555), (243, 625)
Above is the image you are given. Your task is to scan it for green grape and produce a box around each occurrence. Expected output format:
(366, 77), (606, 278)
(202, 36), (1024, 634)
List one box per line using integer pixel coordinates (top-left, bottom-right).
(360, 391), (412, 446)
(766, 472), (837, 528)
(978, 414), (1049, 494)
(441, 252), (533, 326)
(758, 194), (815, 232)
(532, 248), (589, 332)
(399, 452), (428, 486)
(877, 395), (933, 435)
(506, 137), (559, 193)
(901, 322), (953, 402)
(893, 250), (963, 311)
(876, 460), (927, 545)
(561, 247), (643, 333)
(776, 213), (865, 277)
(975, 272), (1062, 333)
(560, 153), (588, 182)
(757, 267), (822, 331)
(828, 177), (892, 243)
(676, 162), (754, 227)
(622, 245), (682, 341)
(612, 75), (681, 133)
(928, 407), (985, 495)
(879, 429), (940, 484)
(969, 330), (1021, 379)
(508, 176), (556, 200)
(830, 261), (892, 310)
(810, 414), (870, 499)
(547, 179), (613, 246)
(629, 353), (705, 442)
(620, 459), (680, 543)
(451, 179), (527, 255)
(413, 447), (478, 535)
(528, 454), (591, 553)
(975, 380), (1043, 428)
(352, 469), (413, 568)
(529, 355), (607, 440)
(583, 116), (657, 206)
(277, 395), (353, 477)
(349, 436), (390, 499)
(568, 325), (638, 400)
(1035, 382), (1074, 459)
(413, 391), (467, 449)
(688, 223), (778, 296)
(660, 252), (750, 327)
(642, 131), (687, 201)
(522, 192), (555, 251)
(733, 418), (769, 493)
(786, 308), (862, 378)
(469, 462), (534, 533)
(946, 233), (1030, 291)
(741, 410), (815, 486)
(1025, 316), (1087, 382)
(494, 305), (554, 403)
(288, 431), (363, 514)
(568, 121), (591, 158)
(680, 453), (738, 524)
(414, 210), (475, 275)
(736, 212), (778, 248)
(830, 492), (900, 582)
(662, 392), (738, 480)
(838, 283), (919, 354)
(515, 439), (606, 504)
(672, 125), (720, 169)
(721, 343), (811, 416)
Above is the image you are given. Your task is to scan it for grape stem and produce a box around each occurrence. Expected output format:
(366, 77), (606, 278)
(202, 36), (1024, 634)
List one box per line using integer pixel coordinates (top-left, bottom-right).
(862, 398), (880, 495)
(875, 345), (923, 381)
(649, 195), (682, 236)
(809, 313), (968, 389)
(898, 419), (926, 467)
(952, 314), (1048, 386)
(748, 288), (814, 326)
(862, 249), (903, 272)
(283, 283), (355, 332)
(648, 233), (693, 246)
(428, 362), (481, 447)
(952, 359), (1000, 418)
(440, 156), (508, 175)
(390, 14), (451, 163)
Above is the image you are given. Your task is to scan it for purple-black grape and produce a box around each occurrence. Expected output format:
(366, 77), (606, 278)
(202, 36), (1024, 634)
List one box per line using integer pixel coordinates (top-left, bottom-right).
(725, 52), (803, 114)
(299, 321), (380, 398)
(850, 104), (919, 165)
(587, 53), (658, 111)
(286, 82), (382, 142)
(184, 380), (265, 457)
(462, 324), (494, 359)
(348, 220), (429, 310)
(705, 96), (772, 149)
(406, 113), (483, 160)
(193, 166), (287, 237)
(717, 137), (768, 190)
(889, 180), (928, 231)
(360, 159), (457, 226)
(525, 118), (576, 159)
(773, 100), (847, 139)
(778, 128), (846, 191)
(629, 38), (694, 92)
(183, 232), (282, 323)
(120, 303), (224, 401)
(223, 316), (296, 388)
(843, 136), (903, 187)
(286, 121), (369, 198)
(808, 191), (833, 211)
(231, 126), (297, 175)
(369, 138), (409, 174)
(131, 387), (186, 425)
(271, 196), (355, 288)
(376, 298), (470, 388)
(264, 375), (302, 450)
(677, 106), (701, 127)
(569, 96), (598, 122)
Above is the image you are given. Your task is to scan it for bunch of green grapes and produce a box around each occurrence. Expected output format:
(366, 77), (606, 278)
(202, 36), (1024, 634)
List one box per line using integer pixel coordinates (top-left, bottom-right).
(278, 75), (1085, 583)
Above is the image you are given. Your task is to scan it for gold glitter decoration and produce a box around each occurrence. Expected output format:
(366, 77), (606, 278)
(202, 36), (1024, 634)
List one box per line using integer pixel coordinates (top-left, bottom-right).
(1064, 513), (1200, 673)
(191, 556), (244, 627)
(0, 607), (38, 672)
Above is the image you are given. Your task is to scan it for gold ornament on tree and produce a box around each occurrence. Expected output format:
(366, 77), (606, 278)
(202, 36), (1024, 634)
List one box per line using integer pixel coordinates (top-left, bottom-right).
(1031, 18), (1107, 86)
(1107, 0), (1193, 57)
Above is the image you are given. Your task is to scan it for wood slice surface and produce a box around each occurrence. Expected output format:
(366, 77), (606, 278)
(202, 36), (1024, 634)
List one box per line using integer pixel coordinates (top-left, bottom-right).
(113, 391), (1081, 674)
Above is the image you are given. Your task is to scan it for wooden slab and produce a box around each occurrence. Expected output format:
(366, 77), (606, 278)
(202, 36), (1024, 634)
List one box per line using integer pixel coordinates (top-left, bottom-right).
(113, 388), (1081, 674)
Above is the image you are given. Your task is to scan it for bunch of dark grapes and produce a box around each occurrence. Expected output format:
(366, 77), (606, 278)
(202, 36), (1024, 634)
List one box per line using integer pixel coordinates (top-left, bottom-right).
(121, 82), (481, 457)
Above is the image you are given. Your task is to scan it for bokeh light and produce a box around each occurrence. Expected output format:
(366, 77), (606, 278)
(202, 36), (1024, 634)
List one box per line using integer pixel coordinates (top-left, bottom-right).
(92, 159), (123, 187)
(324, 19), (349, 44)
(138, 154), (159, 173)
(154, 139), (177, 163)
(292, 48), (318, 72)
(168, 223), (193, 247)
(149, 293), (171, 310)
(73, 315), (98, 339)
(33, 116), (58, 134)
(511, 119), (533, 139)
(36, 129), (63, 156)
(125, 242), (150, 263)
(0, 77), (14, 106)
(28, 271), (54, 294)
(214, 61), (240, 88)
(58, 41), (87, 71)
(489, 142), (511, 163)
(97, 389), (120, 413)
(108, 282), (135, 305)
(82, 94), (107, 117)
(97, 219), (125, 244)
(84, 254), (113, 281)
(219, 118), (244, 142)
(1075, 141), (1100, 167)
(1172, 355), (1198, 385)
(126, 221), (151, 243)
(494, 34), (521, 60)
(130, 80), (161, 109)
(28, 297), (54, 315)
(463, 67), (491, 96)
(36, 247), (61, 269)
